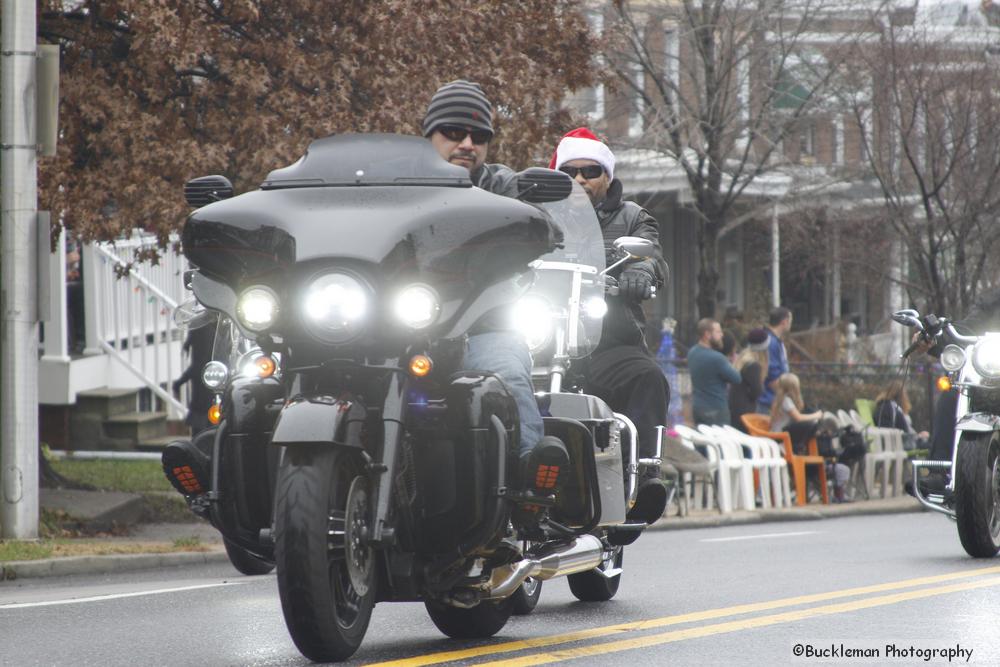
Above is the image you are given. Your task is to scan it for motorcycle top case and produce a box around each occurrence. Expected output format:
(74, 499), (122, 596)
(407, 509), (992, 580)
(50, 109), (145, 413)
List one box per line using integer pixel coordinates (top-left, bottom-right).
(181, 134), (560, 343)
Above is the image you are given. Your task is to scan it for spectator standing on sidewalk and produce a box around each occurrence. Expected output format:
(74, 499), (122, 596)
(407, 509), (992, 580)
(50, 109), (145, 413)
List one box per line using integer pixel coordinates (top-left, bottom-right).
(730, 328), (770, 431)
(758, 306), (793, 414)
(688, 318), (741, 426)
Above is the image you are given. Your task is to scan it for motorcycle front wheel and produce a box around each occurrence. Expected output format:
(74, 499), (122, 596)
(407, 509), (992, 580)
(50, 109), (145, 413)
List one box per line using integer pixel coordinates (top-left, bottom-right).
(274, 446), (375, 662)
(567, 546), (623, 602)
(955, 432), (1000, 558)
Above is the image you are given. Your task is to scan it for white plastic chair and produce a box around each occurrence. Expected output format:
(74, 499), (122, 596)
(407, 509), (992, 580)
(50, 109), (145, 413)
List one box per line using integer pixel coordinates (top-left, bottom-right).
(721, 425), (792, 509)
(696, 424), (755, 511)
(674, 424), (730, 513)
(863, 426), (896, 498)
(878, 427), (907, 497)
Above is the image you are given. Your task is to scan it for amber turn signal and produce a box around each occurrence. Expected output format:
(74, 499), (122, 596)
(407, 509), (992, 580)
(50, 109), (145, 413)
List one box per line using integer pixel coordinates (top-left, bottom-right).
(255, 355), (277, 378)
(936, 375), (952, 392)
(208, 402), (222, 425)
(409, 354), (433, 377)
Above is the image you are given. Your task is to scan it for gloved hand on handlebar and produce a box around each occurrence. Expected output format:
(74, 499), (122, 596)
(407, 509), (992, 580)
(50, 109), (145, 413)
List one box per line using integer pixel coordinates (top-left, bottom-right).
(619, 269), (654, 301)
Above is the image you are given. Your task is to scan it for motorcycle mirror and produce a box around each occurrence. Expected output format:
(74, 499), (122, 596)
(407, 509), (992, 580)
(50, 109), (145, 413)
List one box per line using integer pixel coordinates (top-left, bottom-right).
(515, 168), (573, 203)
(184, 175), (234, 208)
(891, 309), (923, 330)
(613, 236), (655, 260)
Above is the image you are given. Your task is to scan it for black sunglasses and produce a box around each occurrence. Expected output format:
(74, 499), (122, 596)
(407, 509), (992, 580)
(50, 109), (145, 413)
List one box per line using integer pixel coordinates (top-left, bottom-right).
(437, 125), (493, 145)
(559, 164), (605, 180)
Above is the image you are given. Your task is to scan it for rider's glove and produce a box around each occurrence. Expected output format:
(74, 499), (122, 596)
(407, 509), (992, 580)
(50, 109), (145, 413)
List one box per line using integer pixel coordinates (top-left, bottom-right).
(619, 269), (654, 301)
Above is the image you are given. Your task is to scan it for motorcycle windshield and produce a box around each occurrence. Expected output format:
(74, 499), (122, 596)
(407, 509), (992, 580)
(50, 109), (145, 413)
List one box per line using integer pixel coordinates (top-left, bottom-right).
(519, 184), (606, 360)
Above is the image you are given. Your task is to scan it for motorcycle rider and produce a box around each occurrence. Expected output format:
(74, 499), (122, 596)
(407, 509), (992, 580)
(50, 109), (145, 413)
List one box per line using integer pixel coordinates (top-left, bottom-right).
(422, 80), (570, 497)
(549, 127), (670, 523)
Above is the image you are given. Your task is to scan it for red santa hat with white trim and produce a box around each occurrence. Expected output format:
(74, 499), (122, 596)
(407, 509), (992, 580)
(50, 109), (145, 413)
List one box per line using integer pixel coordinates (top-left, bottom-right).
(548, 127), (616, 181)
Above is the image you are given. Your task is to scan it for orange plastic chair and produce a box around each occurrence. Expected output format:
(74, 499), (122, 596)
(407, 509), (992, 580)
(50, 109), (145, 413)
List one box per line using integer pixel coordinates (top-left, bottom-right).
(741, 413), (829, 506)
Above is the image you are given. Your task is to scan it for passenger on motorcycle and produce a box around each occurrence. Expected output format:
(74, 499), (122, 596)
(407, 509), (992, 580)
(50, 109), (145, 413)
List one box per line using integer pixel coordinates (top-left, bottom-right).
(422, 79), (570, 496)
(549, 128), (671, 521)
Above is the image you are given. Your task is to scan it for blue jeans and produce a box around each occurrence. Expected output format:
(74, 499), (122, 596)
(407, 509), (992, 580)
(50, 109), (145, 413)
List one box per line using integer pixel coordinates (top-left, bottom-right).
(463, 331), (543, 457)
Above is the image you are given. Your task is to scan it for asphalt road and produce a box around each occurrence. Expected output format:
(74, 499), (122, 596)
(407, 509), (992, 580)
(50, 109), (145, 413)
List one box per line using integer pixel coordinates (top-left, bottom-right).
(2, 512), (999, 666)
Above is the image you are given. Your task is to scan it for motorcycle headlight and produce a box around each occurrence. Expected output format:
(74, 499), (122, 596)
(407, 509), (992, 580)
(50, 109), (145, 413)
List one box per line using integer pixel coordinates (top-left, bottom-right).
(301, 272), (369, 343)
(583, 296), (608, 319)
(394, 284), (440, 330)
(236, 286), (279, 333)
(201, 361), (229, 390)
(513, 295), (554, 352)
(940, 344), (967, 373)
(971, 338), (1000, 378)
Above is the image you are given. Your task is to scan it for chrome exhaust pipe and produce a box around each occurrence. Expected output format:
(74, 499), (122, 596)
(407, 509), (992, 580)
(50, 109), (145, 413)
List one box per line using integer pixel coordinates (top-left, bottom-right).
(487, 534), (605, 599)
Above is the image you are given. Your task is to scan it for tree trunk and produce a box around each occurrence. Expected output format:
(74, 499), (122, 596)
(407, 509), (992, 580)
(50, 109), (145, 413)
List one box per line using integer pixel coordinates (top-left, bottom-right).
(696, 217), (721, 319)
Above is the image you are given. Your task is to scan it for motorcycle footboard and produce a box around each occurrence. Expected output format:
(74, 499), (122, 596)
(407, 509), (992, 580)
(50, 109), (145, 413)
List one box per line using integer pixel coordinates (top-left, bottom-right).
(910, 459), (956, 519)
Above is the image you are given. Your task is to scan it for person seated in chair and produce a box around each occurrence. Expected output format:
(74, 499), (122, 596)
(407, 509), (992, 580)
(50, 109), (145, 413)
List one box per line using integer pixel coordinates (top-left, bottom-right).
(770, 373), (850, 502)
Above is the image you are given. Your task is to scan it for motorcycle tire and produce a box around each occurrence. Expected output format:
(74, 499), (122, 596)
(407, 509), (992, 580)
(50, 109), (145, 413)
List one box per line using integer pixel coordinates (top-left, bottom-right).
(511, 577), (542, 615)
(424, 598), (514, 639)
(567, 547), (623, 602)
(274, 446), (375, 663)
(223, 538), (274, 576)
(955, 432), (1000, 558)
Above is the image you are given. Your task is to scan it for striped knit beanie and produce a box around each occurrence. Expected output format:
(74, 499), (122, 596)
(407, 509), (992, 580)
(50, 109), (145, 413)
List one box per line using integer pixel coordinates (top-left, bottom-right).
(421, 80), (494, 138)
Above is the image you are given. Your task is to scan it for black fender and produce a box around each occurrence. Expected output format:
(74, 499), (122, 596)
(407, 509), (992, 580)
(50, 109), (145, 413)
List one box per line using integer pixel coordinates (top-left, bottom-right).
(224, 376), (284, 434)
(270, 393), (367, 447)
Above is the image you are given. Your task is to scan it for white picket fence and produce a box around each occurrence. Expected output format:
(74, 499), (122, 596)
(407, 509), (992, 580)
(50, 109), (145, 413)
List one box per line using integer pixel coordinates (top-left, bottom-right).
(39, 230), (189, 419)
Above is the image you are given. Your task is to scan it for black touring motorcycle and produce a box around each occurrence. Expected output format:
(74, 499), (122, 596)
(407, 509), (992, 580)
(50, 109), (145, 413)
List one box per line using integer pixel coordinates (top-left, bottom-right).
(166, 134), (667, 662)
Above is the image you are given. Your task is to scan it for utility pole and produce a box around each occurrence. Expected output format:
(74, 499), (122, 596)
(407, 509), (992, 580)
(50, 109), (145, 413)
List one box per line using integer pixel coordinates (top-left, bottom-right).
(1, 0), (39, 539)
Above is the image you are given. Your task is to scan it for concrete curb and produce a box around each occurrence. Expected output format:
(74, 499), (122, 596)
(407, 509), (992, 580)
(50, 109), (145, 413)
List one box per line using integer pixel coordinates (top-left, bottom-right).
(1, 549), (229, 582)
(649, 498), (924, 531)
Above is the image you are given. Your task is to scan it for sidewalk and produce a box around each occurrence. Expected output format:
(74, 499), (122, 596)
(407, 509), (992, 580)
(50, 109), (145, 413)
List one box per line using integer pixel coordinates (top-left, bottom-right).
(0, 490), (924, 582)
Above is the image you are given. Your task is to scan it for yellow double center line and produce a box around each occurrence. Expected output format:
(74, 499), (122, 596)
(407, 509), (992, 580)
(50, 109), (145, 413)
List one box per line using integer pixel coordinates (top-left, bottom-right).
(369, 565), (1000, 666)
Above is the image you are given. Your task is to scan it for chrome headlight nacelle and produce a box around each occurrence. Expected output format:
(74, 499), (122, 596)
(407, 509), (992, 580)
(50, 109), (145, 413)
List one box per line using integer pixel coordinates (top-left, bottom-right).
(301, 272), (370, 344)
(971, 337), (1000, 378)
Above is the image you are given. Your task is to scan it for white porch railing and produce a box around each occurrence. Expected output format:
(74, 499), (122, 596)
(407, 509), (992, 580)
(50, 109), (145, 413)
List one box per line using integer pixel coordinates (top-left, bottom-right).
(39, 230), (189, 419)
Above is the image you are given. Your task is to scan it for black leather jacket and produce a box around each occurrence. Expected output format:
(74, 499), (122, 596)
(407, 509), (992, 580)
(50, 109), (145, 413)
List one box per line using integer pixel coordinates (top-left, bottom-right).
(594, 179), (665, 349)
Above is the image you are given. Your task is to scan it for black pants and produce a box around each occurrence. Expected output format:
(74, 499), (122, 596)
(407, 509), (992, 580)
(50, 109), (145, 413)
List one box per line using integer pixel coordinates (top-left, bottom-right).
(582, 344), (670, 459)
(786, 420), (819, 455)
(929, 388), (959, 461)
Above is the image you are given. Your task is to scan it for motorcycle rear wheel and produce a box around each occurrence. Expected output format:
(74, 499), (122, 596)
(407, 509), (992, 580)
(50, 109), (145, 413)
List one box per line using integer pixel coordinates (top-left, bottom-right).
(223, 538), (274, 576)
(274, 446), (375, 662)
(567, 546), (622, 602)
(955, 432), (1000, 558)
(511, 577), (542, 615)
(424, 598), (513, 639)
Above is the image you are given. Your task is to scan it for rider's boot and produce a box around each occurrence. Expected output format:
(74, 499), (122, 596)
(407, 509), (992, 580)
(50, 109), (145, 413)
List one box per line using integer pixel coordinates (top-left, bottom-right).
(512, 436), (570, 528)
(904, 470), (948, 499)
(626, 475), (668, 525)
(162, 439), (211, 497)
(521, 436), (570, 495)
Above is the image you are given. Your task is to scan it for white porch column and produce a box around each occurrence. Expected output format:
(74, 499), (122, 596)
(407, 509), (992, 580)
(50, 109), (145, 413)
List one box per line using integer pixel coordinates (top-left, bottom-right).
(771, 201), (781, 308)
(41, 229), (69, 361)
(81, 242), (103, 355)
